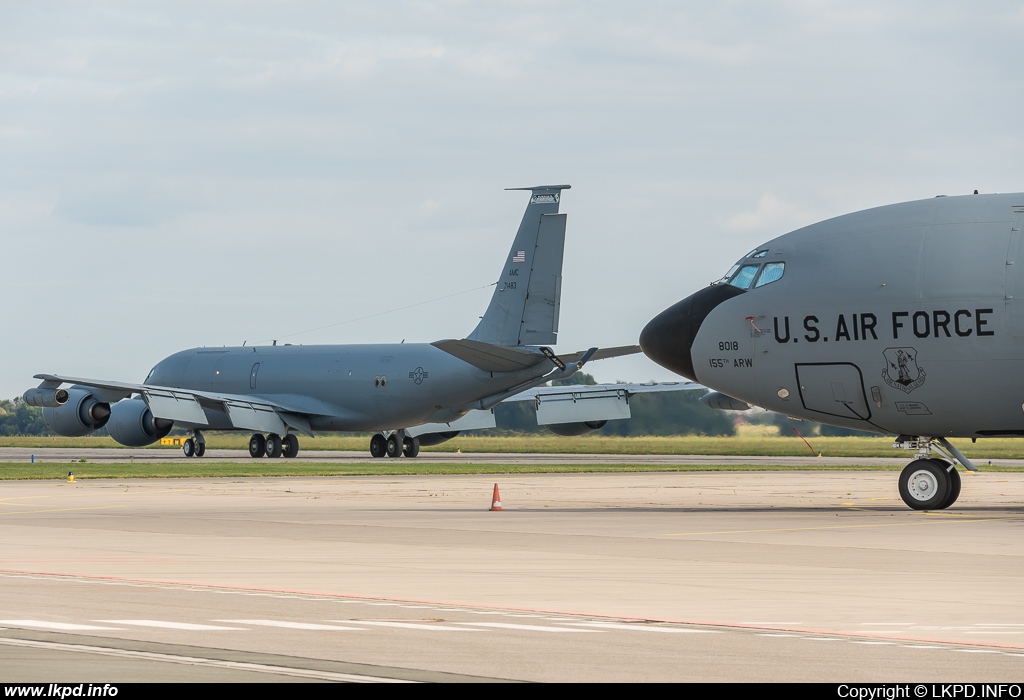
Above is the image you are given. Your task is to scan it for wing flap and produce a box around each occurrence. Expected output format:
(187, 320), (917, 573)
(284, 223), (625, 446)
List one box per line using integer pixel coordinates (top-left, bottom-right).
(534, 388), (632, 425)
(225, 402), (287, 434)
(146, 392), (209, 424)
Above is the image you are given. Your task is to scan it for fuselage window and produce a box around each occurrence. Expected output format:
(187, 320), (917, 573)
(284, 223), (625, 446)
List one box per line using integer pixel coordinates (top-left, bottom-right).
(729, 264), (761, 289)
(754, 261), (785, 287)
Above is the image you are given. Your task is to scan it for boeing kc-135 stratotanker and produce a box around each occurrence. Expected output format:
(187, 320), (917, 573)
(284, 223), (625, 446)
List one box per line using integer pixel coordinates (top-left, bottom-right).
(641, 191), (1024, 510)
(27, 186), (688, 459)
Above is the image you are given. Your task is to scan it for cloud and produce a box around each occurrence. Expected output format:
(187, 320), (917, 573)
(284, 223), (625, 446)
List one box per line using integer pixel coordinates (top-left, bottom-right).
(53, 177), (200, 227)
(723, 194), (813, 233)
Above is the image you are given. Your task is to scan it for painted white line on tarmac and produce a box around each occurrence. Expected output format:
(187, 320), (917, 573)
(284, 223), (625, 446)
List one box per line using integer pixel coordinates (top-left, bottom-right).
(95, 620), (244, 631)
(563, 622), (719, 634)
(459, 622), (602, 633)
(0, 637), (411, 683)
(334, 621), (483, 632)
(215, 619), (364, 631)
(0, 620), (122, 631)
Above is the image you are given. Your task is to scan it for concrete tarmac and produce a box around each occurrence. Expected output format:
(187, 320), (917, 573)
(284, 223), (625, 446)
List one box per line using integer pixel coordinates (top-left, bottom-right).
(7, 445), (1024, 467)
(1, 471), (1023, 682)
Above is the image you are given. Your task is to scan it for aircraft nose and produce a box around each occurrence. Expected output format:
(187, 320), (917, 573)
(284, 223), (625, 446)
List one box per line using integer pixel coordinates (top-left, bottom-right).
(640, 284), (746, 381)
(640, 301), (698, 380)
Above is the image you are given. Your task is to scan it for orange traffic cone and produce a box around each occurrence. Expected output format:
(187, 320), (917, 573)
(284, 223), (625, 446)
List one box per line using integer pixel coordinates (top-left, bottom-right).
(489, 483), (503, 511)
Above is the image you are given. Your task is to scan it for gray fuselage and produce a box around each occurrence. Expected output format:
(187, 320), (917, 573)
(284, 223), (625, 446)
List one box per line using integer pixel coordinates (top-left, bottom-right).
(642, 193), (1024, 438)
(148, 343), (544, 432)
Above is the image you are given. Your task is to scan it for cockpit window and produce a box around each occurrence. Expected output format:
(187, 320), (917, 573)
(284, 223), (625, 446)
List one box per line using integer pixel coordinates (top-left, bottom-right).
(145, 368), (155, 382)
(729, 264), (760, 289)
(751, 249), (769, 259)
(754, 261), (785, 287)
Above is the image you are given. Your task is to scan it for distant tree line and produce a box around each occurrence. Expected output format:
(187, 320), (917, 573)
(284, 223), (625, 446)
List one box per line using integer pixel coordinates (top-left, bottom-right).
(0, 398), (52, 436)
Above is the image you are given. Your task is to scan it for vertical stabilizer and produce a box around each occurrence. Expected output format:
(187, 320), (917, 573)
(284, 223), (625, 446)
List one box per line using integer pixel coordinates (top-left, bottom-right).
(468, 185), (571, 346)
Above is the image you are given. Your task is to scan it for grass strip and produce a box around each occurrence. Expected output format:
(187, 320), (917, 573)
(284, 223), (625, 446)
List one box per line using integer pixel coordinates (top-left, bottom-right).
(3, 434), (1023, 459)
(3, 462), (1024, 480)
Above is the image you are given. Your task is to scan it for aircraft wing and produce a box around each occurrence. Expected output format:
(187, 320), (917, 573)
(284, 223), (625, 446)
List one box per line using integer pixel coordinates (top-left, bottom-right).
(503, 380), (702, 403)
(500, 380), (703, 427)
(33, 374), (321, 436)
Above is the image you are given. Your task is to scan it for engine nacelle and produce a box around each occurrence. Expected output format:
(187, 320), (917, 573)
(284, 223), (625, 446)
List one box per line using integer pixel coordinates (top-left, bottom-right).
(416, 431), (460, 447)
(547, 420), (607, 437)
(24, 387), (70, 408)
(41, 388), (111, 436)
(107, 398), (173, 447)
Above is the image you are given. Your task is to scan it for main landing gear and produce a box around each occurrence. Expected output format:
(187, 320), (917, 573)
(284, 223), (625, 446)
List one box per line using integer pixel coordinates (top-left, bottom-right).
(182, 430), (206, 458)
(893, 436), (974, 510)
(248, 433), (299, 459)
(369, 431), (420, 459)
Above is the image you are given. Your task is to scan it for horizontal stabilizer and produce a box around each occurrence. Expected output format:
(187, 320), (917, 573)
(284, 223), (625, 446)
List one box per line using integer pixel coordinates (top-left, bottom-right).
(562, 345), (641, 364)
(432, 339), (547, 372)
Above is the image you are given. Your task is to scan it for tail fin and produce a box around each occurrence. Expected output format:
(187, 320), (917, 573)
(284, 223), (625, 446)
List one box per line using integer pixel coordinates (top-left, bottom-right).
(468, 185), (570, 347)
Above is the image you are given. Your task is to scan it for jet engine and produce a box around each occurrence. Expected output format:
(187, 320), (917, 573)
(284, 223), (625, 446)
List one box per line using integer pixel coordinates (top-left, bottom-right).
(546, 420), (607, 436)
(40, 387), (111, 436)
(106, 398), (173, 447)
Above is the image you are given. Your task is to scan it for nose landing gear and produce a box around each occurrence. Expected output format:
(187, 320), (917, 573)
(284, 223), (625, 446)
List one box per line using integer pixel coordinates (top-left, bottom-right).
(893, 436), (973, 510)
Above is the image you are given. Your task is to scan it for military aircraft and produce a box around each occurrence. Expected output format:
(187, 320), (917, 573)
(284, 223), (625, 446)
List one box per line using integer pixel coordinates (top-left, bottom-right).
(25, 185), (657, 459)
(641, 191), (1024, 510)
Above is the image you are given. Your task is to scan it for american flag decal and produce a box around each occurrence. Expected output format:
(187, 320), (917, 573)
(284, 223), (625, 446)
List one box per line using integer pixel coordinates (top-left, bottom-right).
(512, 250), (526, 263)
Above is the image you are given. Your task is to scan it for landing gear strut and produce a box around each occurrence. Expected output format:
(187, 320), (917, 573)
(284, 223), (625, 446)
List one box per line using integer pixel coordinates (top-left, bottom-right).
(893, 436), (973, 510)
(248, 432), (299, 459)
(183, 430), (206, 458)
(369, 430), (419, 458)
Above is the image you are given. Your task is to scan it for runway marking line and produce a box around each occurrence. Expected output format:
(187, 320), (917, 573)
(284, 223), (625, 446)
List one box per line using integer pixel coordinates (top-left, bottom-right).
(563, 622), (718, 634)
(0, 636), (411, 682)
(93, 620), (245, 631)
(2, 569), (1023, 652)
(330, 620), (483, 632)
(0, 620), (122, 631)
(216, 620), (365, 631)
(458, 622), (602, 633)
(0, 504), (132, 516)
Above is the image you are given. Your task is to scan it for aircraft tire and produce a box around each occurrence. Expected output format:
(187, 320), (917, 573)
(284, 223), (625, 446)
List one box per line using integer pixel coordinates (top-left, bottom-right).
(249, 434), (266, 458)
(898, 459), (950, 510)
(935, 459), (961, 509)
(266, 433), (283, 458)
(402, 436), (420, 458)
(370, 434), (387, 458)
(282, 434), (299, 458)
(386, 434), (402, 458)
(182, 438), (195, 458)
(195, 441), (206, 458)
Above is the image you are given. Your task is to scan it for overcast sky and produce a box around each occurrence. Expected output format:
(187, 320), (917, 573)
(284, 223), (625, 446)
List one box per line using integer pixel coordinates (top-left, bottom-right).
(3, 1), (1022, 399)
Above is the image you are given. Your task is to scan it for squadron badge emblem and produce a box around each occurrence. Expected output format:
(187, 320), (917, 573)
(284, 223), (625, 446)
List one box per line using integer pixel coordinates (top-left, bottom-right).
(882, 347), (926, 393)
